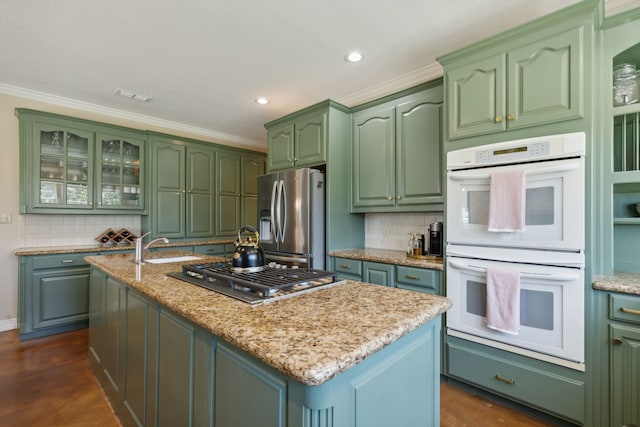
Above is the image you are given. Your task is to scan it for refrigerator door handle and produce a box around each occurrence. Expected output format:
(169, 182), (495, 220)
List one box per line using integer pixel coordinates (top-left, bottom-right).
(271, 180), (279, 242)
(278, 180), (286, 243)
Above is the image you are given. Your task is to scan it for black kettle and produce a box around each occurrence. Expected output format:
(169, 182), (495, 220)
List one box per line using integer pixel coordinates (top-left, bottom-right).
(232, 225), (265, 269)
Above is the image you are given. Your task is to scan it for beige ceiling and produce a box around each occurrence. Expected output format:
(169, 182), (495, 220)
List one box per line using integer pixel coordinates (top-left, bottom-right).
(0, 0), (614, 149)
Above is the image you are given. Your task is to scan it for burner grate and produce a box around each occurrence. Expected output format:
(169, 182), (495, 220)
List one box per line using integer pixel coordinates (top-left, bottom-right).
(170, 262), (340, 303)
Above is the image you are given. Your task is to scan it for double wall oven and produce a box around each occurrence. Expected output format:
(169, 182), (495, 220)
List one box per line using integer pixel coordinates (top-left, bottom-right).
(446, 132), (586, 371)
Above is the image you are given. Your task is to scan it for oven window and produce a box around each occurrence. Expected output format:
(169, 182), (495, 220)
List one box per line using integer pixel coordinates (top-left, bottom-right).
(465, 186), (555, 226)
(465, 280), (554, 330)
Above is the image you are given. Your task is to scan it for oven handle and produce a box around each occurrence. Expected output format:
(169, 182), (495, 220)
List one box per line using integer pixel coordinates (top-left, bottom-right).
(447, 260), (580, 281)
(448, 162), (581, 181)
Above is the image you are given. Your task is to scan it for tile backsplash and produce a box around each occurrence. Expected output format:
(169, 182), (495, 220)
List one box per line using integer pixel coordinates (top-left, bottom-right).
(364, 212), (444, 252)
(20, 214), (141, 247)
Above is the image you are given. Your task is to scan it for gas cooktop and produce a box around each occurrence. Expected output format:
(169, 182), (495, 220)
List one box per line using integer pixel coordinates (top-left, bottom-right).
(167, 262), (341, 304)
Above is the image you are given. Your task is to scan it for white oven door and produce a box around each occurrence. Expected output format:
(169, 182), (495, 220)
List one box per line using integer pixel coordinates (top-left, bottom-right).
(446, 256), (584, 368)
(446, 157), (584, 251)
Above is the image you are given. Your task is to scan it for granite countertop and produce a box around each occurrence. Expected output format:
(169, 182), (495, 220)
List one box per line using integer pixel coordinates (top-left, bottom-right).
(14, 239), (235, 256)
(593, 272), (640, 296)
(329, 248), (444, 271)
(85, 251), (451, 386)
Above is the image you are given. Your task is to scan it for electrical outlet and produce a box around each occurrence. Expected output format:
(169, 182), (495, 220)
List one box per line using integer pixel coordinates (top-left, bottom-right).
(383, 228), (390, 237)
(0, 213), (11, 224)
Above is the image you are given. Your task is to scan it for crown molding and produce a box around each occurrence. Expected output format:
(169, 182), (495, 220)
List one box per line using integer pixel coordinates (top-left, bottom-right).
(336, 62), (444, 107)
(0, 84), (265, 150)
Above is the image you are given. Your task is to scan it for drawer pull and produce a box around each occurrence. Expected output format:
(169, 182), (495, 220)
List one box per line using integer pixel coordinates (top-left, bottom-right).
(613, 338), (623, 346)
(495, 374), (515, 385)
(405, 275), (420, 280)
(61, 259), (74, 264)
(339, 265), (351, 269)
(621, 307), (640, 316)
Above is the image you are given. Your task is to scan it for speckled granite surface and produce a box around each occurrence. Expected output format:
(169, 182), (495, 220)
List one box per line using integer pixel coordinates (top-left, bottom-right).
(86, 251), (451, 386)
(593, 273), (640, 296)
(329, 248), (443, 271)
(14, 239), (234, 256)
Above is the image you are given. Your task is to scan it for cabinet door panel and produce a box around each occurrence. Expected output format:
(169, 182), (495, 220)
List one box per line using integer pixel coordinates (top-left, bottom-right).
(157, 310), (195, 427)
(104, 277), (124, 392)
(352, 107), (395, 208)
(446, 54), (507, 139)
(295, 111), (327, 167)
(153, 142), (186, 237)
(187, 147), (215, 237)
(32, 268), (90, 330)
(508, 27), (583, 129)
(216, 152), (241, 235)
(610, 324), (640, 427)
(363, 261), (394, 287)
(267, 123), (294, 171)
(396, 97), (442, 206)
(124, 289), (150, 426)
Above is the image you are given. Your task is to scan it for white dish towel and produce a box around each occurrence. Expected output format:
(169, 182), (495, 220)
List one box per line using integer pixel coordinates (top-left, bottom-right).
(486, 267), (521, 335)
(488, 169), (526, 232)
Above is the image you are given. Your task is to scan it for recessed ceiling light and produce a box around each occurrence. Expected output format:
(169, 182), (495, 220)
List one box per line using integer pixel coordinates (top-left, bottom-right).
(345, 51), (364, 63)
(115, 88), (152, 103)
(255, 97), (269, 105)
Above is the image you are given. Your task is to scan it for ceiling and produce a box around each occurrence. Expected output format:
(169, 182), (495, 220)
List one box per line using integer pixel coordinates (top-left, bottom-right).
(0, 0), (628, 149)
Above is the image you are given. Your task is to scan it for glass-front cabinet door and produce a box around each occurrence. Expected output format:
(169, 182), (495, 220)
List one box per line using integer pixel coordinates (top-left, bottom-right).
(36, 123), (93, 209)
(96, 133), (145, 211)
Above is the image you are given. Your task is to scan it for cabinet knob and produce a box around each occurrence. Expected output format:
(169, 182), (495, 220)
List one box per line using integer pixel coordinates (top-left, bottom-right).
(507, 114), (516, 121)
(396, 195), (401, 200)
(495, 116), (503, 123)
(387, 196), (393, 201)
(613, 338), (623, 346)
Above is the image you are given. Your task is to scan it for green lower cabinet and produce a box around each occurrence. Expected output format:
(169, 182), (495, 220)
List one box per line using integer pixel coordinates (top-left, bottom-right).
(363, 261), (394, 287)
(89, 271), (443, 427)
(18, 253), (95, 340)
(608, 293), (640, 427)
(445, 335), (585, 424)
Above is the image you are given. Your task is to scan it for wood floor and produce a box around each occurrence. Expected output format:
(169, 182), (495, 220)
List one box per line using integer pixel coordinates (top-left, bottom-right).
(0, 328), (555, 426)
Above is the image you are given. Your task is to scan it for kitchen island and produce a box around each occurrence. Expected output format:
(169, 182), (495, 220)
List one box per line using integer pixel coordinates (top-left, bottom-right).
(86, 251), (450, 427)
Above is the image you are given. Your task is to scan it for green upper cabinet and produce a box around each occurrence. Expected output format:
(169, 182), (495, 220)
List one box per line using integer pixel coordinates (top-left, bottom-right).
(352, 83), (443, 213)
(441, 15), (586, 140)
(17, 109), (147, 214)
(95, 131), (145, 211)
(215, 150), (265, 236)
(266, 104), (328, 171)
(146, 136), (215, 239)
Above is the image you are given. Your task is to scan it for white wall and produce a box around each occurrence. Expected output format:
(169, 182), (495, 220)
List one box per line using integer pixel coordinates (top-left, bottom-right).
(0, 90), (265, 332)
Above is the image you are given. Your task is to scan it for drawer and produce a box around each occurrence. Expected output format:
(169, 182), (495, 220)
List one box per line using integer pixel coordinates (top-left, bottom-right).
(334, 257), (362, 276)
(610, 293), (640, 325)
(396, 266), (437, 291)
(31, 253), (91, 269)
(447, 342), (584, 423)
(193, 244), (227, 256)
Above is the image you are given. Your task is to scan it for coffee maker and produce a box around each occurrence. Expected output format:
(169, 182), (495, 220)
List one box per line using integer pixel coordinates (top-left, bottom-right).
(428, 221), (443, 257)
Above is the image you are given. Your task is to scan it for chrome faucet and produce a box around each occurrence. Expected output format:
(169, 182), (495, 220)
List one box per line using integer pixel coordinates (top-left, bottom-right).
(134, 232), (170, 263)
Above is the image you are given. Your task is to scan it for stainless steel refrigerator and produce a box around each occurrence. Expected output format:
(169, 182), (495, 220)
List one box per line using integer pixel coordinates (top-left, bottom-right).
(257, 168), (325, 269)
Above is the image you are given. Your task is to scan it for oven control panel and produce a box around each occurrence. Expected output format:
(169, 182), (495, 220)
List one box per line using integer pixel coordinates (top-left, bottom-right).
(476, 141), (549, 163)
(446, 132), (586, 170)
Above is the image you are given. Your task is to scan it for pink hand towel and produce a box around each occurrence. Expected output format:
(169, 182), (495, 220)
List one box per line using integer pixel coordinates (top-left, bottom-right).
(486, 267), (520, 335)
(488, 169), (526, 232)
